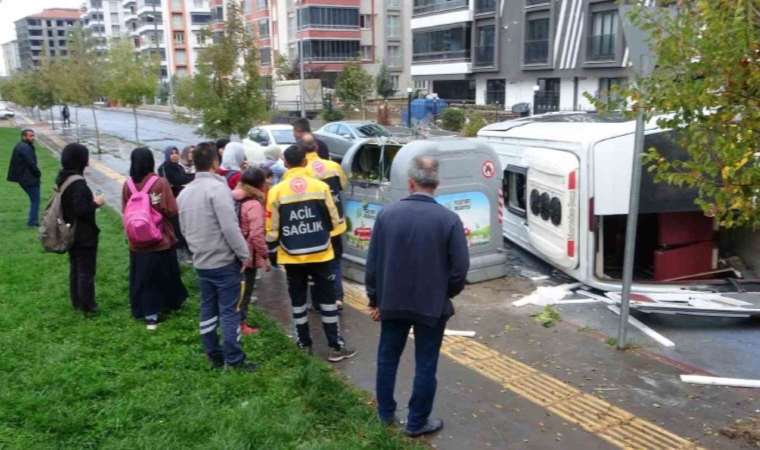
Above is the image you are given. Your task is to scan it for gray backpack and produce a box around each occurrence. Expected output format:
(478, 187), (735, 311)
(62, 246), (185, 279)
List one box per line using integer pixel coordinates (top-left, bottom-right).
(38, 175), (85, 253)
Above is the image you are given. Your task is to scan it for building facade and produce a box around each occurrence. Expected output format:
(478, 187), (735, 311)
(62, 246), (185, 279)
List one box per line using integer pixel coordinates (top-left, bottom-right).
(2, 41), (21, 75)
(14, 9), (81, 70)
(411, 0), (632, 112)
(80, 0), (125, 51)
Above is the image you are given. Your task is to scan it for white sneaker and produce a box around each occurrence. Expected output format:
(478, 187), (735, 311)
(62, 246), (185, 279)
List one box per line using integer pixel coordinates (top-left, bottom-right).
(146, 318), (158, 331)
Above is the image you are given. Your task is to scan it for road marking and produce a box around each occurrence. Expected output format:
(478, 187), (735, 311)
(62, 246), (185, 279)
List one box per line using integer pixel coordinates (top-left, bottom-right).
(89, 159), (127, 184)
(342, 283), (702, 450)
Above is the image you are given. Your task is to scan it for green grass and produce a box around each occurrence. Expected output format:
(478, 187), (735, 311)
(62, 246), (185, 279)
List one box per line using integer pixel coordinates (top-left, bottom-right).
(0, 128), (423, 450)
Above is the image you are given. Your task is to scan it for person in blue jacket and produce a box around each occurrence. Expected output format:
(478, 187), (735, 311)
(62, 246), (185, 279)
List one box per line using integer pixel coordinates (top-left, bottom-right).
(366, 155), (470, 438)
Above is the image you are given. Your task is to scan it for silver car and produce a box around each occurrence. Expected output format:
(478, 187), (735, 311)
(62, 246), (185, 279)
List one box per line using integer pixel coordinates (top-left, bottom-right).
(0, 102), (15, 119)
(315, 121), (393, 161)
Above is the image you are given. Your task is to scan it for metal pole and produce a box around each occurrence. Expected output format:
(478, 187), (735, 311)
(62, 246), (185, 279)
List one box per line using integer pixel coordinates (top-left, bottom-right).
(299, 39), (306, 119)
(153, 2), (162, 104)
(407, 91), (412, 128)
(617, 108), (646, 350)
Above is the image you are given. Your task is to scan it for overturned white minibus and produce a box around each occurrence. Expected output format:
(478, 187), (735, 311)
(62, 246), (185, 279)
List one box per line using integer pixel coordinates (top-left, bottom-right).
(477, 112), (760, 292)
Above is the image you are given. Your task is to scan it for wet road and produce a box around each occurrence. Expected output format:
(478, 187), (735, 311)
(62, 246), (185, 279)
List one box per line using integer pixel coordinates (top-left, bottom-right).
(49, 105), (208, 151)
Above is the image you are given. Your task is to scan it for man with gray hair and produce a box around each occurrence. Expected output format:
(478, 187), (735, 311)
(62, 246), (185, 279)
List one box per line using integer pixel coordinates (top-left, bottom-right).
(366, 155), (470, 437)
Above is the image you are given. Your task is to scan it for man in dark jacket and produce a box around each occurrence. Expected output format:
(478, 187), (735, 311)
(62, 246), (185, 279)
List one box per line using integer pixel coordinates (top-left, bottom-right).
(366, 156), (470, 437)
(7, 129), (42, 227)
(292, 118), (330, 160)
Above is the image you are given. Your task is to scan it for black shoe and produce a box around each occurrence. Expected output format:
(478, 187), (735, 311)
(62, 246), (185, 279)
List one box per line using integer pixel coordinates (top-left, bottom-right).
(405, 419), (444, 438)
(327, 345), (357, 363)
(82, 306), (99, 318)
(208, 354), (224, 369)
(225, 361), (258, 372)
(299, 344), (313, 356)
(379, 414), (400, 427)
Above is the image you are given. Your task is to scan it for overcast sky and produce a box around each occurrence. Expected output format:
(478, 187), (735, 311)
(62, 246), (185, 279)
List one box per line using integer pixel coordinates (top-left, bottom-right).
(0, 0), (82, 76)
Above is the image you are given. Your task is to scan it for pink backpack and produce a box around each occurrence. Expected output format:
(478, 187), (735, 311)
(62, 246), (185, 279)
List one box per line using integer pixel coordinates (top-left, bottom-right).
(123, 175), (163, 246)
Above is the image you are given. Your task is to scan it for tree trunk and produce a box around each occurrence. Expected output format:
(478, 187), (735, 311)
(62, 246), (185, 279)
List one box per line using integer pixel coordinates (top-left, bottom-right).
(50, 108), (55, 130)
(90, 106), (101, 154)
(132, 106), (140, 143)
(75, 107), (81, 142)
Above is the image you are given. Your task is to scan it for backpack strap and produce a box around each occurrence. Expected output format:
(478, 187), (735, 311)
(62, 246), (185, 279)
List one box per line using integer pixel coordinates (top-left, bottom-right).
(126, 177), (138, 195)
(59, 175), (85, 193)
(140, 175), (160, 194)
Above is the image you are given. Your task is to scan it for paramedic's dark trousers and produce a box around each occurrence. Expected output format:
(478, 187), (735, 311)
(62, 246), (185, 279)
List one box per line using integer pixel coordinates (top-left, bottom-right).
(285, 262), (342, 350)
(196, 262), (245, 365)
(376, 318), (446, 431)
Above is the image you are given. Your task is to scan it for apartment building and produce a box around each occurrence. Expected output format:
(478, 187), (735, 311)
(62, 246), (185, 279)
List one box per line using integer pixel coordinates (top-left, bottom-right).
(14, 9), (81, 70)
(211, 1), (411, 95)
(411, 0), (632, 113)
(119, 0), (211, 79)
(80, 0), (125, 51)
(2, 41), (21, 75)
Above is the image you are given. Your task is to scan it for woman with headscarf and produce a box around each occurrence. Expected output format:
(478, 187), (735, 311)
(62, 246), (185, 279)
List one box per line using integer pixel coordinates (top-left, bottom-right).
(57, 143), (106, 315)
(122, 147), (188, 330)
(179, 145), (195, 174)
(217, 141), (247, 190)
(158, 145), (195, 198)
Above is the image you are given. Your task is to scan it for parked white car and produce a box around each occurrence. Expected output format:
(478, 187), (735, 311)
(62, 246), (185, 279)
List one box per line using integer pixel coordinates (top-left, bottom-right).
(242, 124), (296, 164)
(0, 102), (15, 119)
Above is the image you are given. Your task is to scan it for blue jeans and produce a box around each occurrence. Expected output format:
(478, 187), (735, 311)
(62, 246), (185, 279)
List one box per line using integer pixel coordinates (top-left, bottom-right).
(21, 184), (40, 226)
(196, 262), (245, 365)
(376, 318), (446, 431)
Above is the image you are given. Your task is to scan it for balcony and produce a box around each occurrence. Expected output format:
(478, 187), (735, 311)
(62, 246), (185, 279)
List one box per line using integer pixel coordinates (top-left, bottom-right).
(412, 49), (469, 63)
(413, 0), (468, 16)
(524, 39), (548, 64)
(526, 0), (550, 6)
(473, 45), (495, 67)
(587, 34), (616, 61)
(475, 0), (496, 14)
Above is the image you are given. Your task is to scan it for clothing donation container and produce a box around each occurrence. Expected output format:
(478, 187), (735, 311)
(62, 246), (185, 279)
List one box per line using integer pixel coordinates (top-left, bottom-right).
(339, 138), (507, 284)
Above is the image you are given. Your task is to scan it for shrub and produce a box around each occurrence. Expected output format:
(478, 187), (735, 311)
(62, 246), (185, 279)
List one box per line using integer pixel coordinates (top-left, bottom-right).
(440, 107), (465, 132)
(462, 112), (487, 137)
(321, 108), (345, 122)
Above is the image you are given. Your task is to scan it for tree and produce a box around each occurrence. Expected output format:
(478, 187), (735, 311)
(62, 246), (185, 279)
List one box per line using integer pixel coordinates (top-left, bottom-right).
(273, 51), (297, 81)
(32, 50), (60, 129)
(58, 27), (104, 151)
(600, 1), (760, 229)
(375, 63), (395, 100)
(103, 40), (159, 143)
(335, 61), (373, 113)
(175, 0), (267, 139)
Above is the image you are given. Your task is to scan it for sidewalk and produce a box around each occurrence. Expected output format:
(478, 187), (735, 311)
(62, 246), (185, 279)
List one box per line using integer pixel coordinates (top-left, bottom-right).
(24, 116), (760, 450)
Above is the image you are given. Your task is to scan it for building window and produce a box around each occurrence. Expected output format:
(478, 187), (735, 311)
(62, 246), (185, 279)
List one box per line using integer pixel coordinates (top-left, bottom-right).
(390, 74), (400, 91)
(302, 40), (360, 61)
(298, 7), (359, 29)
(258, 19), (269, 38)
(474, 24), (495, 67)
(486, 79), (505, 105)
(588, 9), (618, 60)
(414, 79), (429, 90)
(257, 0), (268, 9)
(191, 13), (211, 25)
(58, 30), (66, 37)
(388, 0), (401, 9)
(260, 47), (271, 65)
(175, 50), (187, 64)
(174, 31), (185, 44)
(504, 165), (527, 216)
(533, 78), (560, 114)
(213, 6), (224, 22)
(288, 16), (296, 36)
(194, 32), (205, 45)
(413, 24), (471, 62)
(598, 77), (626, 104)
(524, 13), (550, 64)
(526, 0), (550, 5)
(386, 15), (400, 40)
(172, 0), (183, 10)
(194, 0), (206, 8)
(360, 14), (372, 29)
(361, 45), (373, 60)
(387, 45), (401, 66)
(476, 0), (496, 14)
(172, 15), (184, 28)
(112, 25), (121, 33)
(413, 0), (468, 16)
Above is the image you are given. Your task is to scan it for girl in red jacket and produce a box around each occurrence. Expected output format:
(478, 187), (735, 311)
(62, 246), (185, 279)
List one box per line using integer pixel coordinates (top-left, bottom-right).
(232, 167), (270, 336)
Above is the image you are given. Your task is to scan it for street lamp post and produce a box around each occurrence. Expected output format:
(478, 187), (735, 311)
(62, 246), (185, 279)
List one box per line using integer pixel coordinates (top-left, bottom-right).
(299, 39), (306, 119)
(406, 87), (413, 129)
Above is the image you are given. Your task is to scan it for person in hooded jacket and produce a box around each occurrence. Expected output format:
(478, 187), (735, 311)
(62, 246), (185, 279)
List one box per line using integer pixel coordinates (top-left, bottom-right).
(218, 142), (247, 190)
(57, 143), (106, 315)
(158, 145), (195, 198)
(179, 145), (196, 174)
(232, 167), (270, 336)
